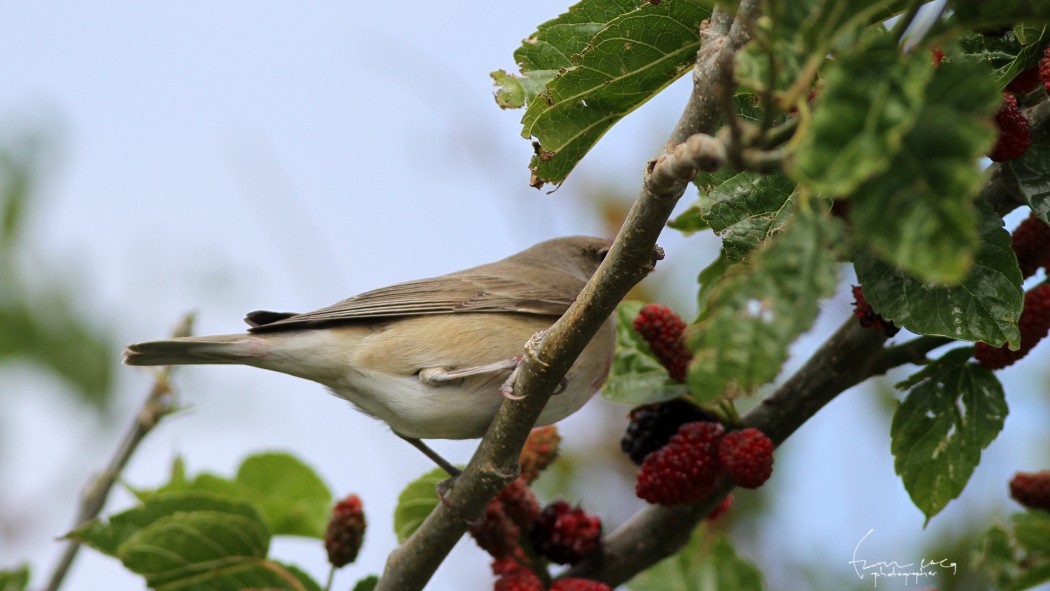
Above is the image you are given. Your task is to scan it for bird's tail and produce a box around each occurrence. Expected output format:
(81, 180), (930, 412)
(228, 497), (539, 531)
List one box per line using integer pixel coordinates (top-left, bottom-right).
(123, 334), (267, 366)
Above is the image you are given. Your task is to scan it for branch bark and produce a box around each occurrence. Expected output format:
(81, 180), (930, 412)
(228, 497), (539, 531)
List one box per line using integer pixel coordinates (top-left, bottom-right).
(373, 3), (759, 589)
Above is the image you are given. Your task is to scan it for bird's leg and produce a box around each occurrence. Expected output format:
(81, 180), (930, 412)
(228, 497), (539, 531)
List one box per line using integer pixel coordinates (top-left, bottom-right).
(396, 434), (460, 478)
(417, 358), (521, 385)
(396, 434), (475, 514)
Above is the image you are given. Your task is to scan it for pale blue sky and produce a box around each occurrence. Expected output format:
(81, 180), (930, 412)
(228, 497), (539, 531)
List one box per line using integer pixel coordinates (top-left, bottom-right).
(1, 3), (1048, 591)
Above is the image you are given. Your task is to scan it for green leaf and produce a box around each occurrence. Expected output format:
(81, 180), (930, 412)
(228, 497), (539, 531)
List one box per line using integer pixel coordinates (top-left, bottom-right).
(234, 452), (332, 538)
(667, 202), (709, 235)
(393, 468), (446, 543)
(957, 26), (1050, 89)
(1014, 511), (1050, 554)
(670, 167), (741, 236)
(491, 69), (554, 110)
(849, 59), (1001, 284)
(603, 301), (689, 405)
(791, 34), (932, 194)
(974, 513), (1050, 591)
(735, 0), (905, 104)
(854, 202), (1024, 347)
(119, 511), (270, 587)
(973, 525), (1022, 590)
(70, 490), (323, 591)
(141, 452), (333, 539)
(950, 1), (1050, 30)
(521, 0), (712, 186)
(495, 0), (641, 109)
(0, 565), (30, 591)
(627, 531), (764, 591)
(702, 172), (796, 261)
(687, 203), (842, 403)
(695, 252), (729, 313)
(1010, 144), (1050, 224)
(353, 575), (379, 591)
(69, 491), (268, 558)
(891, 349), (1007, 522)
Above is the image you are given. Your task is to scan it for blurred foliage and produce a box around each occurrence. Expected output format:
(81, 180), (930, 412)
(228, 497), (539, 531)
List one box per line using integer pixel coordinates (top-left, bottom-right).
(0, 132), (115, 407)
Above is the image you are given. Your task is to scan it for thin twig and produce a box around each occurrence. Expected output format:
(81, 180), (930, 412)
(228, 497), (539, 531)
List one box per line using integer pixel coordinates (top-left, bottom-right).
(44, 314), (194, 591)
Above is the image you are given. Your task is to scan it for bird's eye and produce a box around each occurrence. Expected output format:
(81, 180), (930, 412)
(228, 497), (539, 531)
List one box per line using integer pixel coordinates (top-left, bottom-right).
(597, 247), (610, 260)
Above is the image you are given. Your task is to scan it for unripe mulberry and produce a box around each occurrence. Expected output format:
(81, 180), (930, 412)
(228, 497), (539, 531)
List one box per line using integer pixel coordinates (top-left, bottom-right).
(520, 426), (561, 484)
(325, 494), (366, 568)
(1010, 470), (1050, 512)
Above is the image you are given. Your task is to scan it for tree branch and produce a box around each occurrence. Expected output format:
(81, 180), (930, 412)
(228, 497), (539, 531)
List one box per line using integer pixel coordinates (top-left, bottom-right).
(373, 3), (760, 589)
(563, 318), (888, 585)
(45, 314), (193, 591)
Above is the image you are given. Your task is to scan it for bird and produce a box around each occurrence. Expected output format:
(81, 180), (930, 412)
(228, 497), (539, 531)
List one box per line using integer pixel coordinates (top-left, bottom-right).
(124, 236), (616, 472)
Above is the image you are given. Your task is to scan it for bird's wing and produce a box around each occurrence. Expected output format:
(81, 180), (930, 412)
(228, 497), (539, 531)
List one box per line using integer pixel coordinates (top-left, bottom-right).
(246, 268), (581, 332)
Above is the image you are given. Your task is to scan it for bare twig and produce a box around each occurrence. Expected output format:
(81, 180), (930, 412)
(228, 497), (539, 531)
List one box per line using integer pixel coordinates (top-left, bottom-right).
(45, 314), (194, 591)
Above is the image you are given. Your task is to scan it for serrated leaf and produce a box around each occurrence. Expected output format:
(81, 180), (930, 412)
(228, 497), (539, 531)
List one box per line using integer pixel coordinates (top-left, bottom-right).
(1010, 145), (1050, 224)
(517, 0), (640, 72)
(702, 172), (796, 261)
(854, 202), (1024, 347)
(791, 34), (932, 194)
(522, 0), (712, 185)
(69, 491), (267, 558)
(235, 452), (332, 538)
(627, 531), (764, 591)
(672, 167), (740, 236)
(393, 468), (447, 543)
(603, 300), (688, 405)
(850, 60), (1001, 284)
(0, 565), (30, 591)
(957, 27), (1050, 88)
(496, 0), (644, 109)
(735, 0), (905, 104)
(891, 349), (1007, 522)
(686, 204), (842, 403)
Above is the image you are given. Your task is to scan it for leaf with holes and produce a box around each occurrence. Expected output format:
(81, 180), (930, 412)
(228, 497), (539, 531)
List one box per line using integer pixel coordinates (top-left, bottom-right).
(891, 349), (1007, 522)
(521, 0), (712, 186)
(686, 203), (842, 403)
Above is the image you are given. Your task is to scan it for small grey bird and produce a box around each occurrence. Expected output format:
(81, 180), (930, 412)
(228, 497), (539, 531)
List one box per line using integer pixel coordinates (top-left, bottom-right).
(124, 236), (616, 467)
